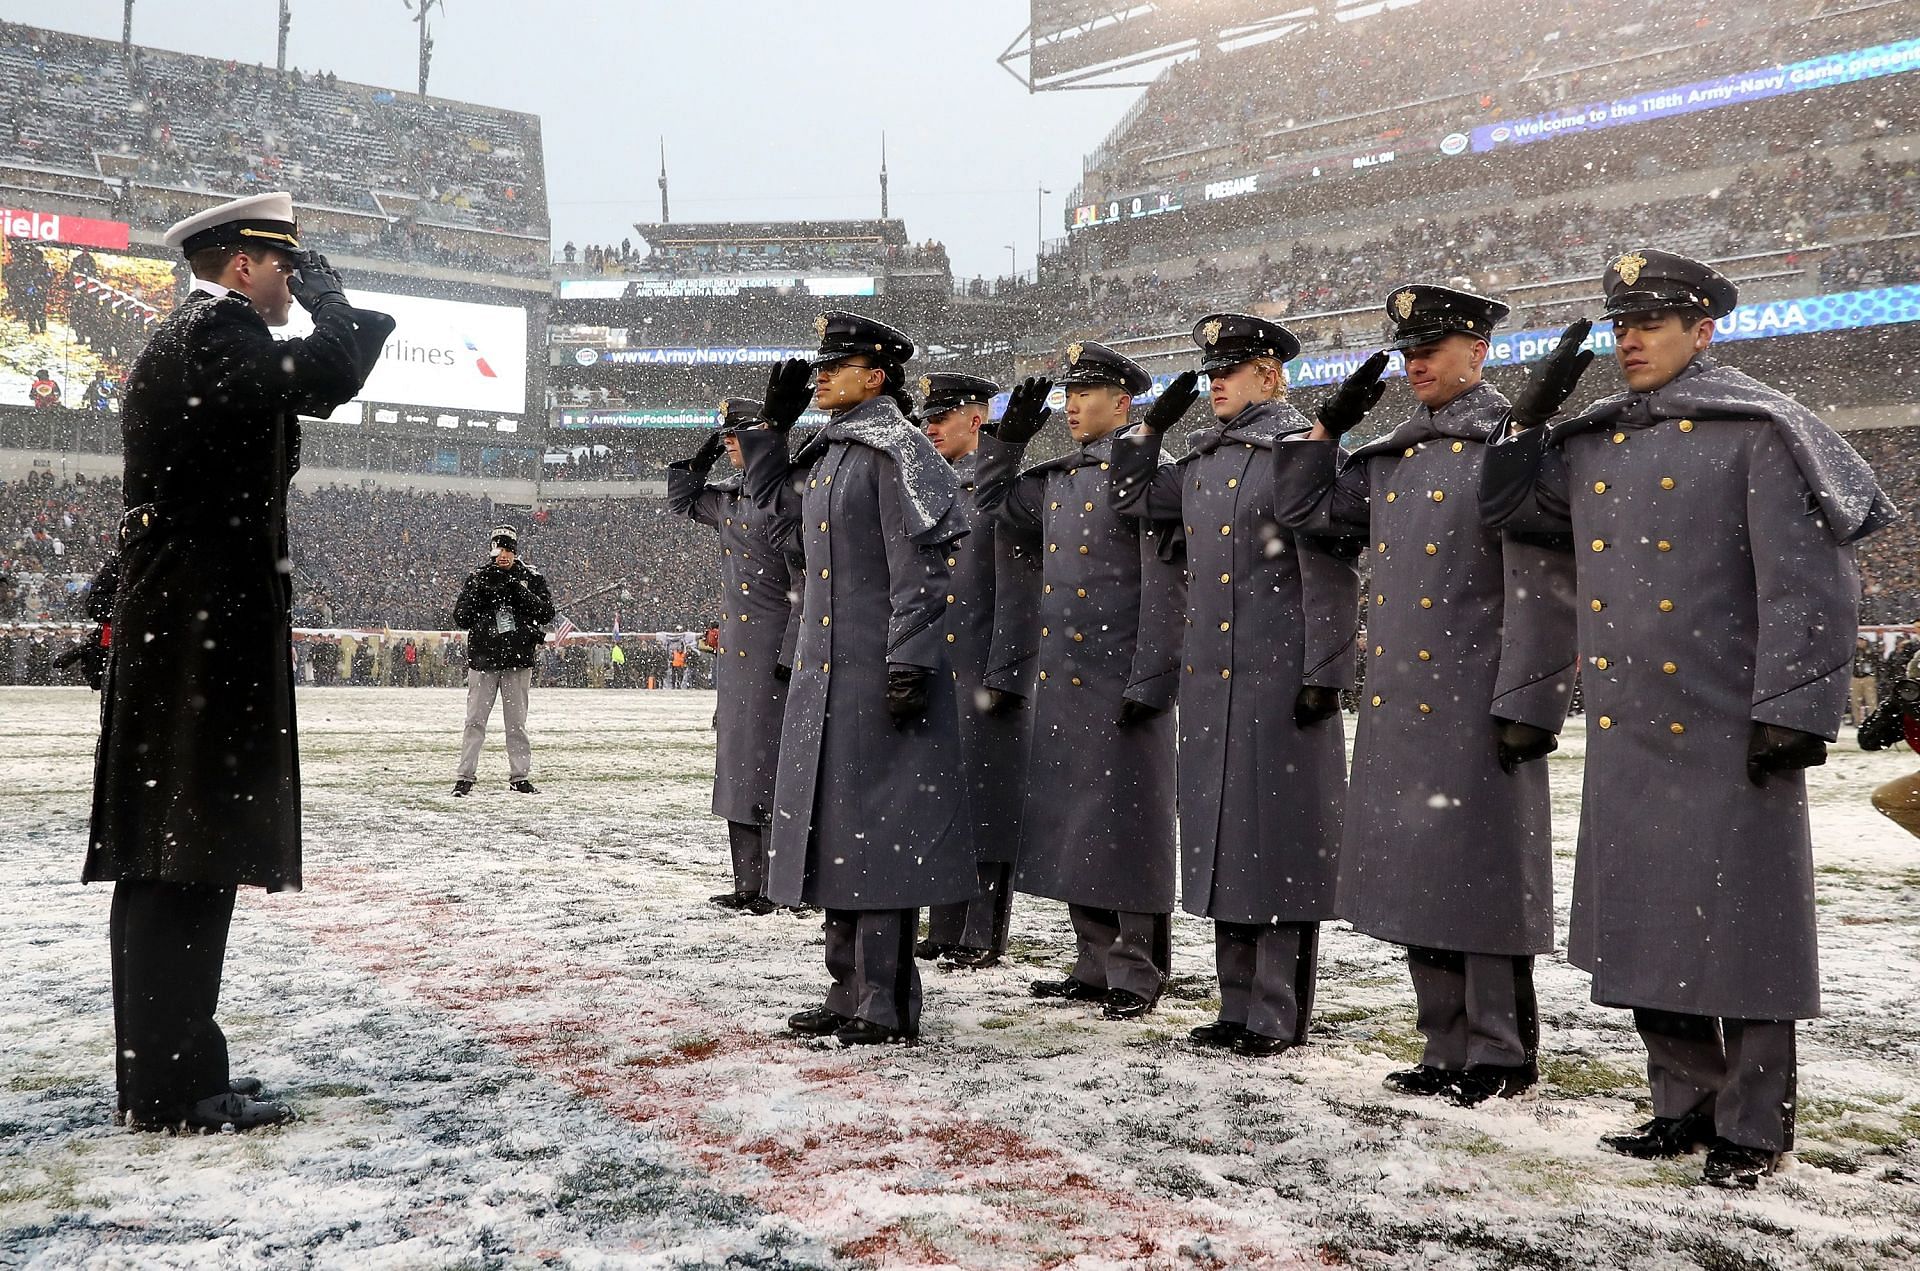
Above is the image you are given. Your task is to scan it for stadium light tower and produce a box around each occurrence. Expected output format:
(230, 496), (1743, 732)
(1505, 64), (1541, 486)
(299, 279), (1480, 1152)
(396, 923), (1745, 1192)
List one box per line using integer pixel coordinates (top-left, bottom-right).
(403, 0), (443, 97)
(122, 0), (133, 52)
(277, 1), (291, 74)
(1036, 183), (1051, 277)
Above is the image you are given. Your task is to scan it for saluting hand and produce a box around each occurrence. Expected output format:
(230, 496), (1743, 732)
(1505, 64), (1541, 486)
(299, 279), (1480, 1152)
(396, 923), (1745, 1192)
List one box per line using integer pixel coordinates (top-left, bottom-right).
(761, 358), (815, 431)
(686, 430), (726, 473)
(1510, 319), (1595, 430)
(1316, 351), (1390, 438)
(1140, 370), (1201, 434)
(994, 376), (1054, 445)
(288, 250), (349, 317)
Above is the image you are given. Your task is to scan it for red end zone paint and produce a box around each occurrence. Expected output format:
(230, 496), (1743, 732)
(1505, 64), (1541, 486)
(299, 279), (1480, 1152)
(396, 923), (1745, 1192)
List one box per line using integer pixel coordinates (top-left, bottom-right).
(274, 866), (1301, 1266)
(1, 207), (132, 251)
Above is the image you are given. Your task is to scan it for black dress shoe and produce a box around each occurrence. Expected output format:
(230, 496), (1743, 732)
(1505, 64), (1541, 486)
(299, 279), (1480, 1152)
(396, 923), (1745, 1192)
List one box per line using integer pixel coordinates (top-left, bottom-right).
(834, 1018), (916, 1046)
(786, 1006), (850, 1036)
(1601, 1109), (1716, 1159)
(1702, 1138), (1779, 1189)
(914, 939), (955, 961)
(742, 896), (778, 916)
(709, 891), (751, 911)
(1233, 1032), (1293, 1058)
(1101, 989), (1155, 1020)
(509, 779), (539, 794)
(939, 947), (999, 970)
(1029, 977), (1104, 1001)
(1449, 1063), (1538, 1106)
(1188, 1020), (1246, 1049)
(451, 780), (474, 797)
(228, 1076), (264, 1097)
(132, 1093), (295, 1133)
(1383, 1065), (1457, 1096)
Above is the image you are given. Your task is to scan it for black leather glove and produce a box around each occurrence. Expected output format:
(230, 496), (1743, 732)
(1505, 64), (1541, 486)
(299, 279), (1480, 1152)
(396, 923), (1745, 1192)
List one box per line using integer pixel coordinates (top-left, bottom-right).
(995, 376), (1054, 445)
(288, 250), (349, 317)
(1292, 684), (1341, 728)
(761, 358), (815, 430)
(773, 663), (792, 684)
(1858, 696), (1906, 751)
(1116, 698), (1165, 728)
(1495, 717), (1559, 773)
(1316, 351), (1390, 438)
(1510, 319), (1595, 430)
(686, 430), (726, 474)
(983, 687), (1024, 717)
(1140, 370), (1201, 434)
(1746, 722), (1828, 787)
(886, 666), (931, 727)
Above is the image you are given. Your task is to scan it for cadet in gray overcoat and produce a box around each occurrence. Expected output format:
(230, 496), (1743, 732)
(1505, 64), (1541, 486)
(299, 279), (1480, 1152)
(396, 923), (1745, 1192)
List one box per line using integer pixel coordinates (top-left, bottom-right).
(1109, 315), (1358, 1058)
(666, 396), (798, 915)
(735, 314), (976, 1046)
(1272, 287), (1578, 1099)
(974, 343), (1186, 1019)
(918, 372), (1040, 969)
(1480, 250), (1895, 1188)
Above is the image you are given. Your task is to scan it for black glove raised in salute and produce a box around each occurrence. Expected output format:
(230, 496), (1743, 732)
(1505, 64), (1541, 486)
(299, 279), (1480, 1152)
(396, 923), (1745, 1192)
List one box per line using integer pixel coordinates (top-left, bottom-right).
(1317, 351), (1390, 438)
(685, 430), (726, 475)
(1510, 319), (1595, 430)
(760, 358), (815, 431)
(1140, 370), (1201, 434)
(994, 376), (1054, 445)
(887, 666), (932, 728)
(288, 250), (349, 318)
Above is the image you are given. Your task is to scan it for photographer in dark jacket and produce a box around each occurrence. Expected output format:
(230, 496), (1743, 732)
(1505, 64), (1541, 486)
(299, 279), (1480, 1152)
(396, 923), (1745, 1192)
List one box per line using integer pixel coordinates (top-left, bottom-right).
(452, 525), (555, 796)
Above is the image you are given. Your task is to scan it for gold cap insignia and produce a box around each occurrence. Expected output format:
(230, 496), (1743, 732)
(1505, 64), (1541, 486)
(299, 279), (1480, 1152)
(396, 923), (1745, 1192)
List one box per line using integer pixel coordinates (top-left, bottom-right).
(918, 376), (932, 398)
(814, 314), (830, 339)
(1067, 341), (1084, 365)
(1202, 318), (1224, 346)
(718, 398), (730, 415)
(1614, 252), (1648, 286)
(1393, 290), (1417, 321)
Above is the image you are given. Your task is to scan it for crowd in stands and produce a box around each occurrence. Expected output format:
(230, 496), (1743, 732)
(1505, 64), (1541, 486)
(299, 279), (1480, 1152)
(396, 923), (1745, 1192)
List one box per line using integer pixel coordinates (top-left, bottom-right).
(1, 21), (548, 277)
(558, 235), (950, 278)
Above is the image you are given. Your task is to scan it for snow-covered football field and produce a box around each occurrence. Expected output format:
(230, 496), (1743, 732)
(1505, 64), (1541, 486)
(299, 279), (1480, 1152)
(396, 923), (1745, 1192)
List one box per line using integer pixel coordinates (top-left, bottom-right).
(2, 687), (1917, 1269)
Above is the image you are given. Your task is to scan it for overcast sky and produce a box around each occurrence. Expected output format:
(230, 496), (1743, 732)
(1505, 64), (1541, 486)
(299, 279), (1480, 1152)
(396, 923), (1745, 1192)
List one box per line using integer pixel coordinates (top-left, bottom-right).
(5, 0), (1145, 279)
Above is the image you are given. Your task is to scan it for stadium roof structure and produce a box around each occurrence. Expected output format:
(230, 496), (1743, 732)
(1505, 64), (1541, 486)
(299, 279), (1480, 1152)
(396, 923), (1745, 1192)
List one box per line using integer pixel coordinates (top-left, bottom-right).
(1000, 0), (1424, 90)
(631, 220), (910, 248)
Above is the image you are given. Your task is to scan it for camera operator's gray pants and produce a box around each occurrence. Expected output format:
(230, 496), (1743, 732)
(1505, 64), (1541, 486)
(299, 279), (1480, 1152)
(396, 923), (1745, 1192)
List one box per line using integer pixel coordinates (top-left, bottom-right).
(457, 667), (533, 782)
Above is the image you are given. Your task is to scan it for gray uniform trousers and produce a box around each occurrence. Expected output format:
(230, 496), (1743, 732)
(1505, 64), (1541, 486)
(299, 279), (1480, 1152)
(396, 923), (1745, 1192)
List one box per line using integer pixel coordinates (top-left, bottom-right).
(1635, 1008), (1797, 1152)
(1217, 921), (1319, 1043)
(1069, 905), (1171, 1001)
(457, 667), (532, 782)
(824, 908), (922, 1034)
(1407, 948), (1537, 1070)
(926, 862), (1015, 954)
(726, 821), (767, 898)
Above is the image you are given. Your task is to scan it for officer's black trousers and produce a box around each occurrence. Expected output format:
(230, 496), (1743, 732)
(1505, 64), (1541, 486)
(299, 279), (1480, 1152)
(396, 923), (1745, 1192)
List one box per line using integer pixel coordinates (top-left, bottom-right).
(725, 820), (767, 897)
(823, 908), (921, 1034)
(1634, 1008), (1797, 1152)
(110, 879), (236, 1120)
(925, 861), (1014, 954)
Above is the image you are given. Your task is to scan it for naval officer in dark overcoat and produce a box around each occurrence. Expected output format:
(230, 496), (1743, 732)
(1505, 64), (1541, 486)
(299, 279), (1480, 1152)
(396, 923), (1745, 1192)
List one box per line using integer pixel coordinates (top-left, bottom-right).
(1272, 287), (1578, 1099)
(735, 313), (976, 1045)
(917, 372), (1040, 969)
(974, 343), (1187, 1020)
(667, 396), (799, 914)
(1481, 249), (1895, 1187)
(1109, 315), (1359, 1057)
(88, 191), (394, 1130)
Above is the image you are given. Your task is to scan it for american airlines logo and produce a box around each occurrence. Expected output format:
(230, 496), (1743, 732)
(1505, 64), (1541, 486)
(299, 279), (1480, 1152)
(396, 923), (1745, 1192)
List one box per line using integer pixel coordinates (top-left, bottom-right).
(0, 206), (132, 250)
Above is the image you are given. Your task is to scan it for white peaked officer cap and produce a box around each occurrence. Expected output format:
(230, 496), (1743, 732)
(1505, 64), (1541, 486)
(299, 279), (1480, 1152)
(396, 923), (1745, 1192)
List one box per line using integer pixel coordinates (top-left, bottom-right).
(162, 191), (303, 258)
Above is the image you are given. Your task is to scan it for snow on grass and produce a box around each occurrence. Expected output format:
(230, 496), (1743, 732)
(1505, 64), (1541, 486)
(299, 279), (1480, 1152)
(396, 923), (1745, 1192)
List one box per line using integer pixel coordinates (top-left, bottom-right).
(2, 687), (1918, 1268)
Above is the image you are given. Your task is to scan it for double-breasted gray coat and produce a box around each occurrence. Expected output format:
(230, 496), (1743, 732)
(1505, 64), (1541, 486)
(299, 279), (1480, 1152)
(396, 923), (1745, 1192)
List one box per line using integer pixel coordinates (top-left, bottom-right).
(666, 460), (798, 825)
(737, 397), (977, 912)
(1481, 356), (1889, 1018)
(1272, 383), (1578, 954)
(975, 428), (1184, 913)
(1109, 399), (1357, 925)
(946, 451), (1040, 864)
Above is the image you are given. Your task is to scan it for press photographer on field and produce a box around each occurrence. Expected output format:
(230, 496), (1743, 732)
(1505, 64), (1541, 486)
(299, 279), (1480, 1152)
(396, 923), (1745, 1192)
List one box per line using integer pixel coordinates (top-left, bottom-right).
(451, 525), (555, 797)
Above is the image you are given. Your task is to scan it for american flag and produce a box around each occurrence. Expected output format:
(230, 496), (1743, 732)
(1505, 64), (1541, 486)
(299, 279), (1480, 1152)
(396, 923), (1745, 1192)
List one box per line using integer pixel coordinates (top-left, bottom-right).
(551, 615), (577, 645)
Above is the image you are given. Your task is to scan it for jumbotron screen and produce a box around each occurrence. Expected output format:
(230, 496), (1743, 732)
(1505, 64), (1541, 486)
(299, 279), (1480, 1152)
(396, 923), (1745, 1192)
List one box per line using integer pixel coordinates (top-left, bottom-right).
(279, 289), (530, 422)
(0, 236), (176, 411)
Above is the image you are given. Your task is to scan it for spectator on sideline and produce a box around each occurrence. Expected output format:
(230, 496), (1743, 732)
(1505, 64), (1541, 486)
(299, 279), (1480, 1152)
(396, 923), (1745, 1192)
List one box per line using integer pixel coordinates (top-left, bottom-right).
(451, 525), (554, 796)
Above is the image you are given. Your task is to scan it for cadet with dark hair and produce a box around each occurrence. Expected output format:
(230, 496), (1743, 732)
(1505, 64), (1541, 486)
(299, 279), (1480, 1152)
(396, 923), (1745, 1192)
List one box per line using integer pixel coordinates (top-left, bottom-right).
(737, 313), (976, 1045)
(975, 343), (1186, 1021)
(1273, 287), (1579, 1098)
(667, 396), (799, 915)
(1481, 248), (1895, 1188)
(1111, 314), (1359, 1057)
(916, 372), (1040, 970)
(88, 192), (394, 1132)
